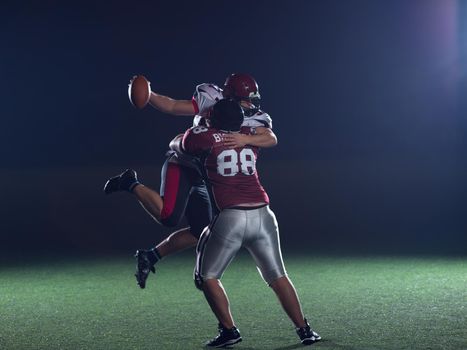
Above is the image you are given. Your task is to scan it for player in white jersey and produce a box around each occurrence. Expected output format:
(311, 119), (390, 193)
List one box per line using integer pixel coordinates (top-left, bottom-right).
(104, 74), (277, 289)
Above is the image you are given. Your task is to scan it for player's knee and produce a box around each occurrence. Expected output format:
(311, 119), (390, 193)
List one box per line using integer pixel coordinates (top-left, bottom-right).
(160, 217), (178, 227)
(194, 272), (204, 291)
(264, 270), (288, 287)
(190, 224), (208, 240)
(267, 274), (286, 287)
(160, 209), (182, 227)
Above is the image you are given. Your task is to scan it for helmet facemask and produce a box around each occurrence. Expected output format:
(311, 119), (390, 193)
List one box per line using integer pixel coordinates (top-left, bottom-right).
(239, 96), (261, 117)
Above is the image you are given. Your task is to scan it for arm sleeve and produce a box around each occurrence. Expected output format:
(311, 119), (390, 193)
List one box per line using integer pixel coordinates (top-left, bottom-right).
(182, 128), (213, 156)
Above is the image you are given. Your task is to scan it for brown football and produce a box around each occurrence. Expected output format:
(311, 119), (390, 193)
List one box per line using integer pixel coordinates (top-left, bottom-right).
(128, 75), (151, 109)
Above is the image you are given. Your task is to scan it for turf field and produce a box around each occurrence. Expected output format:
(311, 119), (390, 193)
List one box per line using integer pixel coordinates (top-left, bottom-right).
(1, 252), (466, 350)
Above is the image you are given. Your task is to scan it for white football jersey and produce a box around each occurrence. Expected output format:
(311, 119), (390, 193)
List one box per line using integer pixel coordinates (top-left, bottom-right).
(242, 110), (273, 129)
(192, 83), (272, 129)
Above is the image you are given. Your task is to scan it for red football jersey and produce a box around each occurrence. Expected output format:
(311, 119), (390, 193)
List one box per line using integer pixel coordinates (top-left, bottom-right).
(182, 125), (270, 211)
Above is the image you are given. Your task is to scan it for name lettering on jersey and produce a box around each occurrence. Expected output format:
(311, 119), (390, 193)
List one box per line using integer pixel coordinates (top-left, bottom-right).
(213, 133), (222, 143)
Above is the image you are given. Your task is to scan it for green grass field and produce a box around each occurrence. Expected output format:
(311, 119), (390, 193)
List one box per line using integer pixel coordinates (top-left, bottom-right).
(1, 252), (466, 350)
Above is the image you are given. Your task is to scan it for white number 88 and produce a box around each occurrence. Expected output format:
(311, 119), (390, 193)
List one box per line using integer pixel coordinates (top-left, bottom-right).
(217, 149), (256, 177)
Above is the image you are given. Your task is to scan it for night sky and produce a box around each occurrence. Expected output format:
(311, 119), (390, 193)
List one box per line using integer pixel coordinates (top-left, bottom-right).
(1, 0), (466, 255)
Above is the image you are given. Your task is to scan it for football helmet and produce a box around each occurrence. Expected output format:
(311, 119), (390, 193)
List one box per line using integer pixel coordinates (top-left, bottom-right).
(223, 73), (261, 117)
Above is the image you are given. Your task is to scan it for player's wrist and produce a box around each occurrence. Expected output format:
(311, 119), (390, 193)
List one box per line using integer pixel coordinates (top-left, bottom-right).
(244, 134), (255, 146)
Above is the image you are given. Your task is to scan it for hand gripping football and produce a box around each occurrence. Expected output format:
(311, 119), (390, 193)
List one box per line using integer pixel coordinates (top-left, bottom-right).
(128, 75), (151, 109)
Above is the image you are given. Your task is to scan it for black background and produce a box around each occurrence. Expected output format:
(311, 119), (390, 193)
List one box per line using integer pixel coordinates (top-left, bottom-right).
(1, 0), (466, 255)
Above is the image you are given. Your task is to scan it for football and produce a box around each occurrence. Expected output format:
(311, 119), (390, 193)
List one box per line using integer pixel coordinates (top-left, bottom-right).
(128, 75), (151, 109)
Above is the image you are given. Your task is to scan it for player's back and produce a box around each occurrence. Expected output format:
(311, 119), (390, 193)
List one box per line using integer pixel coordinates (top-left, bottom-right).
(183, 126), (269, 211)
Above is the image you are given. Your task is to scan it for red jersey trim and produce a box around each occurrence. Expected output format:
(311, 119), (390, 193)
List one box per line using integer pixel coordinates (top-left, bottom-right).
(160, 163), (181, 220)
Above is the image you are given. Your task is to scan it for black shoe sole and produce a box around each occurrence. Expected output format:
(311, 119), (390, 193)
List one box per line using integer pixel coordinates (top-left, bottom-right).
(207, 337), (242, 348)
(301, 336), (321, 345)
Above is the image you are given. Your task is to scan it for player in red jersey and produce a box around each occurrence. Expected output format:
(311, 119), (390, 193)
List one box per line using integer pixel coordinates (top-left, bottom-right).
(104, 73), (278, 289)
(175, 99), (321, 347)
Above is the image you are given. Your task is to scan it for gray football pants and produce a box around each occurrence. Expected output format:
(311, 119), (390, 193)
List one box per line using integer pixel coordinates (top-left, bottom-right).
(194, 205), (287, 287)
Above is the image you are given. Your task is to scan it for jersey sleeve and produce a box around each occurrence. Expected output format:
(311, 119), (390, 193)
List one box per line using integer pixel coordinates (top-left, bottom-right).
(182, 127), (214, 156)
(192, 83), (223, 117)
(241, 111), (273, 129)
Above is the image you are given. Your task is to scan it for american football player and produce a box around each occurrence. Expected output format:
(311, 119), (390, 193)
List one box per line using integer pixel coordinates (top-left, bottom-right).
(176, 99), (321, 347)
(104, 73), (277, 288)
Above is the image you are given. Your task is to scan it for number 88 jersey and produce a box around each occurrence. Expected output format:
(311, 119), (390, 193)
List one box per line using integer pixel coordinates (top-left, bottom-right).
(182, 125), (270, 211)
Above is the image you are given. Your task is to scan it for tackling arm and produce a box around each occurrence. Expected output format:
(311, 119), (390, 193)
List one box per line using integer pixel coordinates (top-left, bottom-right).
(249, 127), (278, 148)
(223, 127), (278, 149)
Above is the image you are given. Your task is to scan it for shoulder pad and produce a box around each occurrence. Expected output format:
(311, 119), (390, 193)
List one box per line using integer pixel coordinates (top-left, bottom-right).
(193, 83), (223, 101)
(241, 110), (273, 129)
(192, 83), (223, 118)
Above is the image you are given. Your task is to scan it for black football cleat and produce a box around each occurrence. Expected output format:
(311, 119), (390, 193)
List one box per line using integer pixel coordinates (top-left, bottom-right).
(134, 249), (156, 289)
(296, 318), (321, 345)
(205, 323), (242, 348)
(103, 169), (139, 194)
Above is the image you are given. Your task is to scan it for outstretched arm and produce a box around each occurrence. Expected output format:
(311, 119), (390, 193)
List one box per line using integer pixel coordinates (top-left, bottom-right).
(223, 127), (278, 149)
(148, 92), (195, 116)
